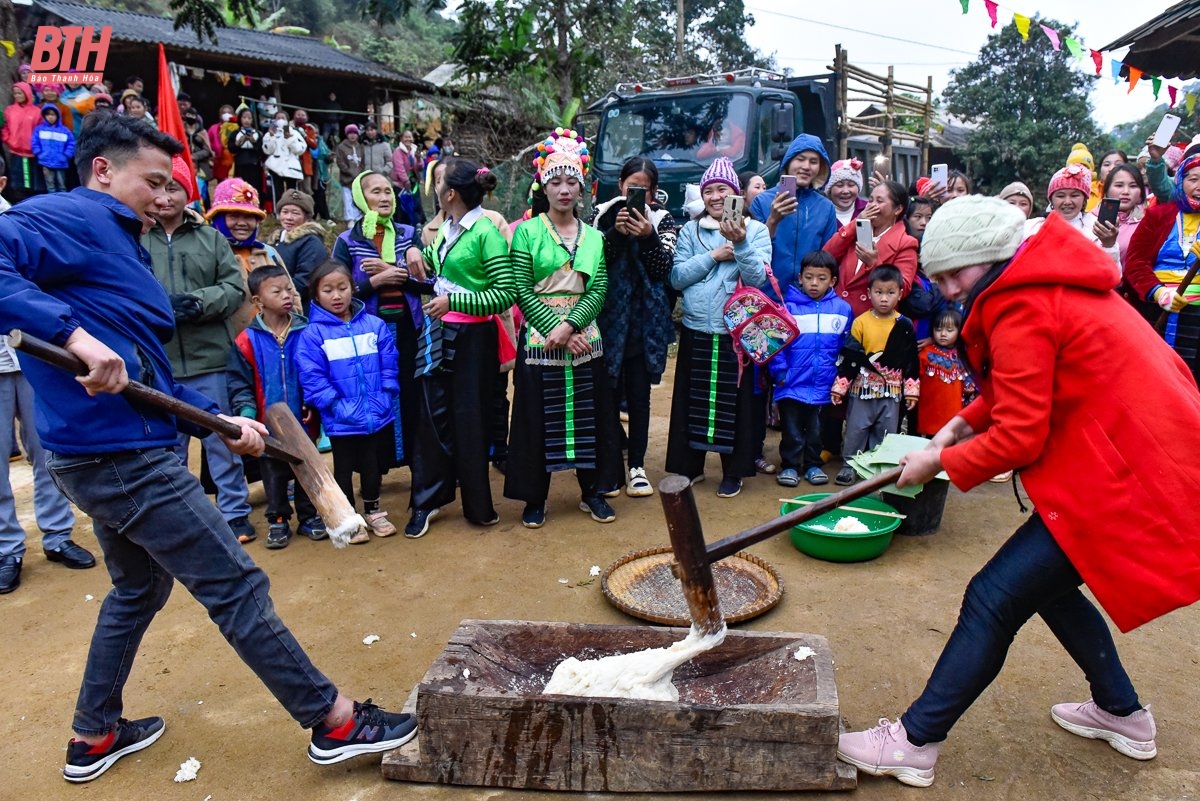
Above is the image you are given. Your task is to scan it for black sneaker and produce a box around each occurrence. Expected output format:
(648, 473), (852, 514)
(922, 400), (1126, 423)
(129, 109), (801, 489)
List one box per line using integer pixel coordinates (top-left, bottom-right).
(265, 517), (291, 550)
(835, 466), (857, 486)
(298, 516), (328, 541)
(404, 508), (440, 539)
(716, 477), (742, 498)
(521, 504), (546, 529)
(229, 516), (256, 544)
(63, 716), (165, 783)
(308, 699), (417, 765)
(579, 496), (616, 523)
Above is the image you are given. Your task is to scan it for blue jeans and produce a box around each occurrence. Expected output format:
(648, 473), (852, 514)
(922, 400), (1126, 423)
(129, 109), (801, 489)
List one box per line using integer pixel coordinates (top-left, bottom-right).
(47, 447), (338, 735)
(0, 372), (74, 559)
(175, 372), (252, 521)
(901, 514), (1139, 744)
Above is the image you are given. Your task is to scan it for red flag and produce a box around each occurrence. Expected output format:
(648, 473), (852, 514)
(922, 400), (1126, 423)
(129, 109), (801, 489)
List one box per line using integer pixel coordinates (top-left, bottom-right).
(1090, 49), (1103, 76)
(984, 0), (998, 27)
(1168, 85), (1178, 107)
(157, 43), (198, 202)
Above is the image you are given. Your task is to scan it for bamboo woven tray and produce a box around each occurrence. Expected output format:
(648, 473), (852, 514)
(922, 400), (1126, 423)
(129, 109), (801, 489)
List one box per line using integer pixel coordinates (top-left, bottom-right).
(602, 547), (784, 625)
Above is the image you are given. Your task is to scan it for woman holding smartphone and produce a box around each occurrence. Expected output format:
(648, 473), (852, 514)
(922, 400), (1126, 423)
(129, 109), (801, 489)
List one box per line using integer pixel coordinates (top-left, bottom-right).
(667, 157), (772, 499)
(1101, 164), (1146, 269)
(824, 180), (919, 317)
(589, 157), (678, 498)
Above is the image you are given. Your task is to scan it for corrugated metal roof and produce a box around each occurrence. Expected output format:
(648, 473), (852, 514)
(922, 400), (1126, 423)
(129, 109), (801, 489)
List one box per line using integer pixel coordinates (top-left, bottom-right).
(32, 0), (433, 89)
(1099, 0), (1200, 80)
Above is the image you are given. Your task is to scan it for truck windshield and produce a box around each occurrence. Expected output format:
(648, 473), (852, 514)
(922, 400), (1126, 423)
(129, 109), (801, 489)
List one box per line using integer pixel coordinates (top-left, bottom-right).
(597, 93), (752, 169)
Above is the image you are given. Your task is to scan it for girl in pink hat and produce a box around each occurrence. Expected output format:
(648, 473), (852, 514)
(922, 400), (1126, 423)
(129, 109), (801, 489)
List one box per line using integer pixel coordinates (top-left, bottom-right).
(1025, 164), (1119, 267)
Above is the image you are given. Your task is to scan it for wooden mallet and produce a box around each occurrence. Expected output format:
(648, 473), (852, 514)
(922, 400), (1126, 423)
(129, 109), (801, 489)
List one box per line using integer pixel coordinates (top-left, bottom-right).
(9, 329), (365, 548)
(1155, 251), (1200, 334)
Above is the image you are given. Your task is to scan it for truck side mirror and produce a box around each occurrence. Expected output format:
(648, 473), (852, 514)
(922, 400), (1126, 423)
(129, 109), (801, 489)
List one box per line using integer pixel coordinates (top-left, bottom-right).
(771, 104), (793, 143)
(770, 103), (793, 160)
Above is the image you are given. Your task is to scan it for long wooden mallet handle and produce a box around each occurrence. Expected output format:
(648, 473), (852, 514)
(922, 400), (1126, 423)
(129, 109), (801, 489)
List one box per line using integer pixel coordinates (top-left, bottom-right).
(1155, 261), (1200, 333)
(9, 329), (302, 465)
(705, 466), (905, 563)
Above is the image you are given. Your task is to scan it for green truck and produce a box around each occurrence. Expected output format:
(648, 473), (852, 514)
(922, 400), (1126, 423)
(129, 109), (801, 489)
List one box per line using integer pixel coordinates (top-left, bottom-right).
(582, 64), (928, 223)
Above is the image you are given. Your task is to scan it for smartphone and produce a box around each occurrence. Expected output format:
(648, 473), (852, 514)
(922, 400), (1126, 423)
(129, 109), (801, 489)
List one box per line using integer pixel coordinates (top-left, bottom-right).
(625, 186), (647, 213)
(722, 195), (745, 223)
(930, 163), (948, 188)
(1097, 197), (1120, 226)
(855, 218), (874, 250)
(1152, 114), (1181, 148)
(778, 175), (797, 201)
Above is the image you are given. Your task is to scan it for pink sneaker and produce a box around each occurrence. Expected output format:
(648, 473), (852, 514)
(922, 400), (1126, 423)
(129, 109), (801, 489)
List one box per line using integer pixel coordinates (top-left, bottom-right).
(1051, 700), (1157, 760)
(837, 717), (939, 787)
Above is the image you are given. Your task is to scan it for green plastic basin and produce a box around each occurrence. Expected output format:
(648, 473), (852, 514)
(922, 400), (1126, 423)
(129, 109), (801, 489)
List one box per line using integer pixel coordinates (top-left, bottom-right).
(782, 493), (902, 562)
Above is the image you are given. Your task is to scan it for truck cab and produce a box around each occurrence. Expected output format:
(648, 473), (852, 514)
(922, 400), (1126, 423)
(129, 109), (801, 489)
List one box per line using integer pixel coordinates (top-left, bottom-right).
(586, 70), (805, 223)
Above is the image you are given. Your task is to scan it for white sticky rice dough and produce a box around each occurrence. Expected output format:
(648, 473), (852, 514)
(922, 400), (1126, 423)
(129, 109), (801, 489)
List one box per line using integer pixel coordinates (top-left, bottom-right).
(543, 626), (727, 701)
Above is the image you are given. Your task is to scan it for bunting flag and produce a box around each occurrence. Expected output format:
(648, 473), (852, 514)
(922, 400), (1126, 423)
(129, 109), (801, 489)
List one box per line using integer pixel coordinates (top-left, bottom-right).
(156, 44), (199, 202)
(953, 1), (1200, 119)
(1040, 24), (1060, 50)
(1013, 13), (1031, 40)
(0, 40), (14, 57)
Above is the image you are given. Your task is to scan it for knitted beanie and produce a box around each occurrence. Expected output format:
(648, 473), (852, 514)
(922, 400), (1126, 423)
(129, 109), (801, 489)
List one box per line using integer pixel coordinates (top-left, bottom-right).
(344, 123), (360, 136)
(920, 196), (1027, 277)
(700, 156), (740, 192)
(1066, 142), (1094, 172)
(915, 177), (933, 196)
(1046, 164), (1091, 199)
(277, 188), (314, 218)
(998, 181), (1034, 206)
(1164, 143), (1186, 171)
(826, 158), (863, 192)
(170, 154), (193, 190)
(1182, 134), (1200, 165)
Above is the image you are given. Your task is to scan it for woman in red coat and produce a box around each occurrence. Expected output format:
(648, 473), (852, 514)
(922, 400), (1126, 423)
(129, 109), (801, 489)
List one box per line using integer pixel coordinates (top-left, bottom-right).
(838, 196), (1200, 788)
(823, 180), (918, 317)
(1123, 140), (1200, 383)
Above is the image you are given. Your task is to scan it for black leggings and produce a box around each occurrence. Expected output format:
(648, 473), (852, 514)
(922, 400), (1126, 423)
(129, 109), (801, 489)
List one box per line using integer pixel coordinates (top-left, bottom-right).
(613, 353), (652, 469)
(329, 430), (387, 509)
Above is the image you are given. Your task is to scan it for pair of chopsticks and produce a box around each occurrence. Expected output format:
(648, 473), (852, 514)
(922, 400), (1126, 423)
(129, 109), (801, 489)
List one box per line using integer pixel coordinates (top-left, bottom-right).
(778, 497), (906, 520)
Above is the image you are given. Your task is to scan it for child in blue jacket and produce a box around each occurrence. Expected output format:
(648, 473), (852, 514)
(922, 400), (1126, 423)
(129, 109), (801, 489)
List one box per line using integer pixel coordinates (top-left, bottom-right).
(31, 104), (74, 193)
(228, 264), (326, 550)
(769, 250), (851, 487)
(296, 260), (399, 543)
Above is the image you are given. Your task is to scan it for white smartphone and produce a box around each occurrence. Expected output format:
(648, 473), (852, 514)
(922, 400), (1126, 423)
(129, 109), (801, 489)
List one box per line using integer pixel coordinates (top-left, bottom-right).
(1152, 114), (1181, 148)
(930, 163), (948, 188)
(722, 195), (745, 223)
(855, 218), (874, 250)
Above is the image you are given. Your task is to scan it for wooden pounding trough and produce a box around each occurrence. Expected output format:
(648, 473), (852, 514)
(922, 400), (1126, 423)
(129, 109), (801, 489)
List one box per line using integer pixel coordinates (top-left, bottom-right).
(382, 473), (903, 792)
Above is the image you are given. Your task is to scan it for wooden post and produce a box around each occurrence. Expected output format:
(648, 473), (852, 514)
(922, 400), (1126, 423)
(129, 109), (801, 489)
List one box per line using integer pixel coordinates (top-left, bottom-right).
(884, 65), (895, 171)
(836, 46), (849, 160)
(922, 74), (933, 174)
(659, 476), (724, 635)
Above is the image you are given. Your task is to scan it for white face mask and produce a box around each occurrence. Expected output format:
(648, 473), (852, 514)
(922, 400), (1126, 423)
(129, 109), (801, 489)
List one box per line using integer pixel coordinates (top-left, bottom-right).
(221, 112), (232, 122)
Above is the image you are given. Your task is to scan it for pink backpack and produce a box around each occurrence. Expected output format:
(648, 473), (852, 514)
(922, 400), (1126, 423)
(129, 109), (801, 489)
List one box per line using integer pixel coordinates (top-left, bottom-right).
(722, 267), (798, 365)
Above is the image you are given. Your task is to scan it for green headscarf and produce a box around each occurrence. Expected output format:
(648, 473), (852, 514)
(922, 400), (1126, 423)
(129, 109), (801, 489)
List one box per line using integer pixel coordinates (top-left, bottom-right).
(351, 171), (397, 263)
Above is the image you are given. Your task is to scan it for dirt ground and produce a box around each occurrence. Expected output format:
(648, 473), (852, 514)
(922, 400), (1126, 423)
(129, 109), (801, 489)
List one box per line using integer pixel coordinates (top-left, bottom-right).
(3, 373), (1198, 801)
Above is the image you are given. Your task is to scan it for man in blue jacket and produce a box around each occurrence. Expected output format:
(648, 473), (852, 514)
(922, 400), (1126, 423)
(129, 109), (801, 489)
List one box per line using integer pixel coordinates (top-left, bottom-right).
(749, 133), (839, 300)
(0, 113), (415, 783)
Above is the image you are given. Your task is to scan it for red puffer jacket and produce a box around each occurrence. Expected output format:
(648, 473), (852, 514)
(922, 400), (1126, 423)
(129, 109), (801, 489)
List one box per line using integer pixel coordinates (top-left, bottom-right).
(942, 213), (1200, 632)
